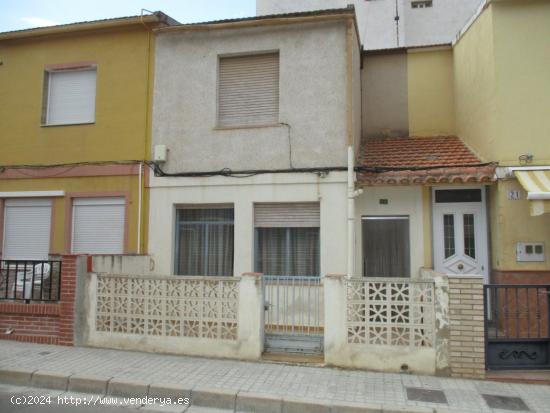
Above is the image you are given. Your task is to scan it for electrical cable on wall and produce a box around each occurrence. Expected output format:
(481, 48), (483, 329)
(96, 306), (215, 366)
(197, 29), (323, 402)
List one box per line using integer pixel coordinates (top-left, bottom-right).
(0, 159), (496, 179)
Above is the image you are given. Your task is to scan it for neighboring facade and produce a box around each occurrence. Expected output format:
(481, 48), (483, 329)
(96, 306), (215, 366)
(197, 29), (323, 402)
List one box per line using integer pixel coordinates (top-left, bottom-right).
(256, 0), (484, 50)
(0, 13), (176, 260)
(453, 0), (550, 284)
(149, 9), (361, 278)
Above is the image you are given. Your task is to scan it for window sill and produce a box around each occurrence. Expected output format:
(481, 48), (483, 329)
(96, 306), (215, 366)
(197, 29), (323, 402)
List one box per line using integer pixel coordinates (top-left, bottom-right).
(214, 123), (283, 131)
(40, 121), (95, 128)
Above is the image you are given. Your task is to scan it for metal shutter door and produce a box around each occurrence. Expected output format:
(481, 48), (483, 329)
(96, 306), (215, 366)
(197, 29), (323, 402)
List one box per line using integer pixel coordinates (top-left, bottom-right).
(47, 69), (96, 125)
(254, 203), (320, 228)
(3, 199), (52, 260)
(218, 53), (279, 127)
(72, 197), (124, 254)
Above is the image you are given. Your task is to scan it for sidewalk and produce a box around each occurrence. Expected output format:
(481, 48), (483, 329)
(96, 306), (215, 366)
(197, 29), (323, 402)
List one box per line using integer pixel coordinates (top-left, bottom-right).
(0, 341), (548, 413)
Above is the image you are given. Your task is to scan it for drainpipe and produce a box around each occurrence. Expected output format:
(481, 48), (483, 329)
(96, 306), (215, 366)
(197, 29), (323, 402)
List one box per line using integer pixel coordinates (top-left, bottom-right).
(347, 147), (363, 278)
(345, 18), (363, 278)
(137, 162), (143, 254)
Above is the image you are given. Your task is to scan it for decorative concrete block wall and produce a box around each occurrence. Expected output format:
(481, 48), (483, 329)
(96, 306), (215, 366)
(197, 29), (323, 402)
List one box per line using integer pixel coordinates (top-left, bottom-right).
(84, 271), (264, 360)
(448, 275), (485, 379)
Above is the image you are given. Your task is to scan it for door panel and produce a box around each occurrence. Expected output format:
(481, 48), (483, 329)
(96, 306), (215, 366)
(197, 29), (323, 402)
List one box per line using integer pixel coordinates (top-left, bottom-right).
(434, 204), (488, 279)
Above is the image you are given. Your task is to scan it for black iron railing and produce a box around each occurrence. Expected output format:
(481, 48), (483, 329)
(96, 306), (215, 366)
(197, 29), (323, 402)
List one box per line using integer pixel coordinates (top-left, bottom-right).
(0, 260), (62, 302)
(484, 284), (550, 370)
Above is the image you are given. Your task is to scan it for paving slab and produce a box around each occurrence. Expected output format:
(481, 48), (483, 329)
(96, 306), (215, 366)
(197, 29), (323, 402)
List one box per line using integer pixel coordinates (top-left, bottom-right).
(0, 341), (548, 413)
(31, 370), (70, 390)
(68, 374), (110, 394)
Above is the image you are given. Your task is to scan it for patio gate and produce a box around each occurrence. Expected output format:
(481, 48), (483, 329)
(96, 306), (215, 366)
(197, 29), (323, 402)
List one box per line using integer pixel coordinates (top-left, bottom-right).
(484, 285), (550, 369)
(263, 275), (323, 355)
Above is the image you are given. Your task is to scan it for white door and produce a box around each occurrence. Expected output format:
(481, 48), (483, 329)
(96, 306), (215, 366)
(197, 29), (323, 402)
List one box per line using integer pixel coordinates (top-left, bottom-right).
(72, 197), (125, 254)
(433, 188), (489, 281)
(3, 199), (52, 260)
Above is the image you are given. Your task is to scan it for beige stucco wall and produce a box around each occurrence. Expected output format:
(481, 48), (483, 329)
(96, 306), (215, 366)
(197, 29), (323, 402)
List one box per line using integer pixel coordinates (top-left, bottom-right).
(148, 172), (348, 277)
(354, 186), (425, 278)
(408, 48), (455, 137)
(153, 21), (349, 172)
(361, 52), (409, 138)
(489, 179), (550, 272)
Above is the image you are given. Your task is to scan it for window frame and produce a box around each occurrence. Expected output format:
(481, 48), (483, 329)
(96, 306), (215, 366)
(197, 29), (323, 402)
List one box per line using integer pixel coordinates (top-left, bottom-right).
(41, 64), (98, 127)
(174, 206), (235, 277)
(362, 215), (411, 278)
(254, 226), (320, 277)
(216, 50), (280, 130)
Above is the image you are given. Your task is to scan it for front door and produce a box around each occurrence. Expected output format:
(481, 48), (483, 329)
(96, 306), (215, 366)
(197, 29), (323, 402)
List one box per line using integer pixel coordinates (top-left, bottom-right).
(433, 188), (489, 281)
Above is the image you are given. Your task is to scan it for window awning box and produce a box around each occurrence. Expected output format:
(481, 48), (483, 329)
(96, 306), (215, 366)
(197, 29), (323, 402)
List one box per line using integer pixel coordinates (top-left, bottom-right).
(515, 170), (550, 216)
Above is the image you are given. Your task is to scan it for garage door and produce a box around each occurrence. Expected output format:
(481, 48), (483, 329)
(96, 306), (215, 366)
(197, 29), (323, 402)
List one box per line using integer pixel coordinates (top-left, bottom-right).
(3, 199), (52, 260)
(72, 197), (125, 254)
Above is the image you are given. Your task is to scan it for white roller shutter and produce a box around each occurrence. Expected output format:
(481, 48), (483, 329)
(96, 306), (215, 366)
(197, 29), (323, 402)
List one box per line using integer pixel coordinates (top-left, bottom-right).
(254, 203), (320, 228)
(3, 199), (52, 260)
(46, 68), (96, 125)
(72, 197), (125, 254)
(218, 53), (279, 127)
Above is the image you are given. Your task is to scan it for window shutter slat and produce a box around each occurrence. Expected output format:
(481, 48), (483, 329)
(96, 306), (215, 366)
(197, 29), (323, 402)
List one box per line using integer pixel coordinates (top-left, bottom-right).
(72, 197), (124, 254)
(254, 203), (320, 228)
(218, 53), (279, 127)
(3, 199), (52, 260)
(47, 69), (96, 125)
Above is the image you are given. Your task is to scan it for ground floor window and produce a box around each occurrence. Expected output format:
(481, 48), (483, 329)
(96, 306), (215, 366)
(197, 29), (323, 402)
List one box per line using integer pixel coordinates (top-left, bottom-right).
(255, 227), (319, 276)
(175, 208), (234, 276)
(362, 216), (410, 277)
(254, 203), (320, 276)
(72, 197), (125, 254)
(3, 199), (52, 260)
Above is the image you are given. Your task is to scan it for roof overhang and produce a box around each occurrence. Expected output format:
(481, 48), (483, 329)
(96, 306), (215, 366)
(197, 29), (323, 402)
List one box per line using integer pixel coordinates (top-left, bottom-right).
(0, 12), (175, 41)
(357, 164), (497, 187)
(155, 8), (357, 34)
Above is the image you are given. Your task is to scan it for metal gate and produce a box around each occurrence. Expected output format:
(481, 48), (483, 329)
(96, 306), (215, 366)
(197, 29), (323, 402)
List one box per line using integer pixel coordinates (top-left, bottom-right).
(484, 285), (550, 369)
(263, 275), (323, 355)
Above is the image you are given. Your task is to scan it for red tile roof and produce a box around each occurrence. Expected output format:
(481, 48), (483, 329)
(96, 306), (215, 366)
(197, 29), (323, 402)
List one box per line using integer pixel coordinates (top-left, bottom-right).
(357, 136), (496, 186)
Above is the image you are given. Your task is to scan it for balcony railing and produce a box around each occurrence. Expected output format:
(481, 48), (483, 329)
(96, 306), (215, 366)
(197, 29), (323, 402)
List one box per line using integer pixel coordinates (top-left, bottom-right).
(0, 260), (62, 302)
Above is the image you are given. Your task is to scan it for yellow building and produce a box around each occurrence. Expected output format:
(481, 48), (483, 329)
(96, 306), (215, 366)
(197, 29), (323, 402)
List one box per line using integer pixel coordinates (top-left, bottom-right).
(0, 12), (176, 260)
(453, 0), (550, 283)
(359, 0), (550, 285)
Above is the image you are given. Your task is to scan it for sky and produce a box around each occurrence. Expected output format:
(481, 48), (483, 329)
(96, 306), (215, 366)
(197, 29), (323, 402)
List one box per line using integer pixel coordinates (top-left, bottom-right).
(0, 0), (257, 32)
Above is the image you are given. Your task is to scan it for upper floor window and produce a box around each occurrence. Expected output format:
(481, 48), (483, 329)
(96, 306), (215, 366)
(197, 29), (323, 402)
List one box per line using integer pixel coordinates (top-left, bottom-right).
(411, 1), (433, 8)
(217, 52), (279, 128)
(42, 67), (97, 126)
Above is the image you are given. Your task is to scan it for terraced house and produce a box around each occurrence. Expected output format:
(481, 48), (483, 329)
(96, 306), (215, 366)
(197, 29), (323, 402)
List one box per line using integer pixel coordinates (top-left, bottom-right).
(0, 0), (549, 380)
(0, 12), (176, 267)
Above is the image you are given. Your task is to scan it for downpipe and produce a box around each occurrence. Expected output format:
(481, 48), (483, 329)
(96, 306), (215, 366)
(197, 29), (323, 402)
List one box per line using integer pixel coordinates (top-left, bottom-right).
(347, 146), (363, 279)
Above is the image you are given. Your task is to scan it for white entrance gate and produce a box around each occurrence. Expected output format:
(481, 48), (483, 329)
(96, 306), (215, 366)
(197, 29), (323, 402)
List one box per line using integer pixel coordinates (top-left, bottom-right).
(433, 187), (489, 281)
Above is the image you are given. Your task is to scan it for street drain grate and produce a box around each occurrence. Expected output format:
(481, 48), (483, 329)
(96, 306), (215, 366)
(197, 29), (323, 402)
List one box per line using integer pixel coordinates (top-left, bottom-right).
(38, 351), (51, 356)
(406, 387), (447, 404)
(482, 394), (530, 411)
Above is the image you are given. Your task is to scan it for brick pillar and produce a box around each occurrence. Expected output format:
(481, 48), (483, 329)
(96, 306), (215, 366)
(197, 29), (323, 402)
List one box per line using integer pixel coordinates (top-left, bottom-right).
(448, 275), (485, 379)
(58, 254), (79, 346)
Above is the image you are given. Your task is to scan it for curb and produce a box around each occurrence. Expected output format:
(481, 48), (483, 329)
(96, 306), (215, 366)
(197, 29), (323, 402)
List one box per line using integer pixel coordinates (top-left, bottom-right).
(0, 368), (438, 413)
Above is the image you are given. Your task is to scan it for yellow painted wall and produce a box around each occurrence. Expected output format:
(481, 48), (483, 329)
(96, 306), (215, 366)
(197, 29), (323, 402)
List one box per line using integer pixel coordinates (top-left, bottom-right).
(453, 6), (497, 163)
(492, 0), (550, 166)
(0, 26), (151, 165)
(0, 176), (140, 254)
(489, 179), (550, 271)
(407, 48), (456, 136)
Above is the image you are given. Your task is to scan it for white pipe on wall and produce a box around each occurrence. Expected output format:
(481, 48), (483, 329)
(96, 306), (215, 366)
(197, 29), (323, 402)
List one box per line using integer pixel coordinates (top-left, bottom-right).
(347, 146), (363, 278)
(137, 162), (143, 254)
